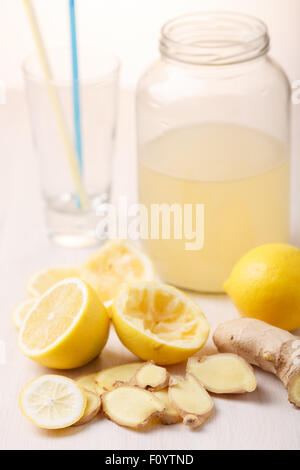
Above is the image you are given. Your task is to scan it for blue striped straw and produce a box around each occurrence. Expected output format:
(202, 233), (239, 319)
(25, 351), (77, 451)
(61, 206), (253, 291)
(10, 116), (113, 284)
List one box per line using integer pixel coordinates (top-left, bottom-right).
(69, 0), (83, 173)
(23, 0), (87, 209)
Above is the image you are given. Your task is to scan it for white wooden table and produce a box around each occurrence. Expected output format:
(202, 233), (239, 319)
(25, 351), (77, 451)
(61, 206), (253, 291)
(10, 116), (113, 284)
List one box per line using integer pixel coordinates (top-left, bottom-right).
(0, 89), (299, 450)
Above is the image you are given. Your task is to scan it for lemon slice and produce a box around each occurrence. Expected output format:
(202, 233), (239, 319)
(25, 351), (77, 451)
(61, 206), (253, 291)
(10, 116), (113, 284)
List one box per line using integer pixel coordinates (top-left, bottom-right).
(111, 282), (210, 365)
(11, 298), (37, 329)
(19, 375), (86, 429)
(26, 267), (80, 297)
(81, 240), (155, 303)
(19, 278), (110, 369)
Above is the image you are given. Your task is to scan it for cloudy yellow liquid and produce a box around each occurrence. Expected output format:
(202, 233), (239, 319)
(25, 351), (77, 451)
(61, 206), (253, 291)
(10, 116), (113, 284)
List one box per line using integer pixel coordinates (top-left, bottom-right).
(138, 123), (290, 292)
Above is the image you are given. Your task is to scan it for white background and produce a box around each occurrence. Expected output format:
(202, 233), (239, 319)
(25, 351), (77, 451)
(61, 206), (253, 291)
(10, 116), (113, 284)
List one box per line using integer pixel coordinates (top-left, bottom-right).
(1, 0), (300, 87)
(0, 0), (300, 450)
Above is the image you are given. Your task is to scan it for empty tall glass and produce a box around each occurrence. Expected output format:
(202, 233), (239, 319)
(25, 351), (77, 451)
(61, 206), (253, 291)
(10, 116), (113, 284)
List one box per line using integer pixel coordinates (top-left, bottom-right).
(23, 48), (119, 247)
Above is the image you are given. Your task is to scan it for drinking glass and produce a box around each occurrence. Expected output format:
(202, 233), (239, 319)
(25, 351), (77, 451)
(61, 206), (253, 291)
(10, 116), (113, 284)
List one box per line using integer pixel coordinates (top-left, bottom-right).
(23, 48), (120, 247)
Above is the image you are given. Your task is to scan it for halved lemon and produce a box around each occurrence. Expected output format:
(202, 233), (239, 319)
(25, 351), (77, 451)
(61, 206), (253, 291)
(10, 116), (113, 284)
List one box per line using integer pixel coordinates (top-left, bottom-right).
(11, 298), (37, 329)
(26, 266), (80, 297)
(80, 240), (155, 304)
(19, 375), (86, 429)
(19, 278), (110, 369)
(111, 282), (210, 365)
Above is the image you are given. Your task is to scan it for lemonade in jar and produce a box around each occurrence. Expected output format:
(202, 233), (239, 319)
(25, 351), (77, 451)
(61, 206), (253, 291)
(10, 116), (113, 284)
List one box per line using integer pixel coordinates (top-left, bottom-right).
(137, 12), (290, 292)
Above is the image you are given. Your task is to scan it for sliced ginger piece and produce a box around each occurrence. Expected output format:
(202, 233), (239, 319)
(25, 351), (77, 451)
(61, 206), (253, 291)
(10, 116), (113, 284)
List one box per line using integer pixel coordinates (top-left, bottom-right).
(132, 361), (169, 391)
(288, 375), (300, 407)
(76, 372), (105, 395)
(73, 390), (101, 426)
(153, 389), (181, 425)
(168, 374), (214, 429)
(213, 318), (300, 407)
(102, 385), (165, 429)
(95, 362), (143, 392)
(187, 353), (257, 394)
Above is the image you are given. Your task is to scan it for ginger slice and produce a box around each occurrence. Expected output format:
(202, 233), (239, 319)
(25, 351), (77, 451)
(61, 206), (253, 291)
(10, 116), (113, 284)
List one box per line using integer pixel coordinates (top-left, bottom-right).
(132, 361), (169, 391)
(73, 390), (101, 426)
(76, 372), (104, 395)
(153, 389), (182, 425)
(213, 318), (300, 407)
(288, 375), (300, 407)
(95, 362), (143, 393)
(168, 374), (214, 429)
(187, 353), (257, 394)
(102, 386), (165, 429)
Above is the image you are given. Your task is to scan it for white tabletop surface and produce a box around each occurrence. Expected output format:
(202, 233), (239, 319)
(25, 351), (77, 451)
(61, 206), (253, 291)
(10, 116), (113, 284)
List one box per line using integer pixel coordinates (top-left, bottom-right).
(0, 89), (299, 450)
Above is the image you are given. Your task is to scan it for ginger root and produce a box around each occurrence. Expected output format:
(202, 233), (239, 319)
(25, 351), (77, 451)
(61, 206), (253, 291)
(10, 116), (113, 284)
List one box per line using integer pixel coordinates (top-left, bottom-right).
(168, 374), (214, 429)
(76, 372), (104, 395)
(131, 361), (169, 391)
(102, 385), (165, 429)
(95, 362), (143, 393)
(73, 390), (101, 426)
(153, 389), (182, 425)
(187, 353), (257, 394)
(213, 318), (300, 407)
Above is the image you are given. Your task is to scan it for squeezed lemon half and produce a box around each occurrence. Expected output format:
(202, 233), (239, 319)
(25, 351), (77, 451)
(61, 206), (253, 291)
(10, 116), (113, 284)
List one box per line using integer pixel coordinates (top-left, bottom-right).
(81, 240), (155, 303)
(26, 267), (80, 297)
(111, 282), (209, 365)
(19, 278), (110, 369)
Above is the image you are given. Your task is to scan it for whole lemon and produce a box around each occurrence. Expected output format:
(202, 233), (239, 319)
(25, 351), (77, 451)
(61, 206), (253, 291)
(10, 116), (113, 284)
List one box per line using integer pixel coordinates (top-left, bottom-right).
(224, 243), (300, 331)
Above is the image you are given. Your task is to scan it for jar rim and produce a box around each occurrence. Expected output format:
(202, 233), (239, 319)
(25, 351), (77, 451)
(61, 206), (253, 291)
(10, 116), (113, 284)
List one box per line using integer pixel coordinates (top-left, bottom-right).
(160, 11), (270, 66)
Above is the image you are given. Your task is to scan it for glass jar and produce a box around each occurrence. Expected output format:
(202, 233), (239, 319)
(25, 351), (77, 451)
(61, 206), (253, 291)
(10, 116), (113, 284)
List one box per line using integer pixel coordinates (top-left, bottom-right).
(136, 12), (291, 293)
